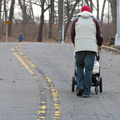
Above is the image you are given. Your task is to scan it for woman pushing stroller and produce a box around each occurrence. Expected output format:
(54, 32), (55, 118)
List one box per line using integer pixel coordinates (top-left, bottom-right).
(71, 6), (103, 98)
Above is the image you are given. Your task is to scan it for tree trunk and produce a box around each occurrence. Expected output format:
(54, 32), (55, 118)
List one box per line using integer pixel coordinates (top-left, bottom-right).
(37, 13), (44, 42)
(29, 0), (34, 22)
(66, 0), (70, 18)
(4, 0), (7, 21)
(8, 0), (15, 37)
(18, 0), (27, 37)
(109, 0), (116, 34)
(0, 0), (2, 21)
(101, 0), (106, 24)
(97, 0), (99, 19)
(37, 0), (51, 42)
(58, 0), (63, 41)
(89, 0), (93, 12)
(37, 1), (45, 42)
(0, 0), (3, 38)
(85, 0), (89, 6)
(64, 0), (80, 41)
(48, 0), (54, 38)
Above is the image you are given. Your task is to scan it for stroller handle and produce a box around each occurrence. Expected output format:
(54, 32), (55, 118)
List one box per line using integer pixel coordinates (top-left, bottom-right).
(96, 50), (101, 61)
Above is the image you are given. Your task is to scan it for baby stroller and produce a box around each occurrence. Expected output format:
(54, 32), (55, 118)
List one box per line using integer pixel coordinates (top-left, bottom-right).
(71, 53), (103, 95)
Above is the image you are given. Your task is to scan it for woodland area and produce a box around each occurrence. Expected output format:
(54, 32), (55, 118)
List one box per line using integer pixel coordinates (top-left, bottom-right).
(0, 0), (117, 43)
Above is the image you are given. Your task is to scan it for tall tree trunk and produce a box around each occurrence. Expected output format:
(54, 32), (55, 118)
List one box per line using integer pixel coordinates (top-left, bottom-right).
(101, 0), (106, 24)
(89, 0), (93, 12)
(97, 0), (99, 19)
(23, 0), (26, 38)
(29, 0), (34, 22)
(64, 0), (80, 41)
(8, 0), (15, 37)
(58, 0), (63, 41)
(48, 0), (54, 38)
(66, 0), (70, 18)
(109, 0), (116, 34)
(4, 0), (7, 21)
(0, 0), (3, 38)
(18, 0), (26, 22)
(37, 12), (44, 42)
(37, 1), (45, 42)
(18, 0), (27, 38)
(85, 0), (89, 6)
(37, 1), (51, 42)
(0, 0), (2, 21)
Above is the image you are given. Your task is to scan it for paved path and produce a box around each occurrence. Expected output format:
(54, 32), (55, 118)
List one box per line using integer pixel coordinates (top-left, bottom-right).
(0, 42), (120, 120)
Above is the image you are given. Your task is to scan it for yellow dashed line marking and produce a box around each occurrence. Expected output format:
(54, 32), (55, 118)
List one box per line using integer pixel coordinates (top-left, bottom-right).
(11, 43), (62, 120)
(40, 106), (47, 109)
(41, 92), (45, 94)
(19, 51), (24, 55)
(38, 110), (46, 114)
(34, 76), (38, 79)
(43, 76), (62, 119)
(13, 52), (34, 75)
(41, 101), (46, 104)
(11, 47), (15, 52)
(31, 64), (37, 68)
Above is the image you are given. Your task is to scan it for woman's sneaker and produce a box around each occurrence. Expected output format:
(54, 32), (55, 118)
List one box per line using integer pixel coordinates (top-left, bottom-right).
(76, 88), (84, 96)
(82, 94), (90, 98)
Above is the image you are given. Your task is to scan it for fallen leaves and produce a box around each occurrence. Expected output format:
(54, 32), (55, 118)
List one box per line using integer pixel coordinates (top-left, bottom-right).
(94, 95), (104, 98)
(0, 78), (3, 80)
(85, 101), (91, 103)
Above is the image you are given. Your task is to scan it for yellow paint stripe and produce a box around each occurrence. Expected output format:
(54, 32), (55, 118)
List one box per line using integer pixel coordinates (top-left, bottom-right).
(40, 106), (47, 109)
(13, 52), (34, 74)
(34, 76), (38, 79)
(12, 44), (62, 119)
(38, 110), (46, 114)
(41, 92), (45, 94)
(39, 116), (45, 119)
(19, 51), (24, 56)
(54, 111), (61, 116)
(31, 63), (37, 68)
(43, 76), (62, 118)
(41, 101), (46, 104)
(11, 47), (15, 52)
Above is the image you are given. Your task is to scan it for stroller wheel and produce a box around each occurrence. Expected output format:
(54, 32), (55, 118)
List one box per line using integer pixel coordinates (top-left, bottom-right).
(72, 76), (75, 92)
(99, 77), (103, 92)
(95, 87), (98, 95)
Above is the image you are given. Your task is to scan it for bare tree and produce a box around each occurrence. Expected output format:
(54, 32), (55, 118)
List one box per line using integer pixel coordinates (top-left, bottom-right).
(0, 0), (3, 39)
(48, 0), (54, 38)
(18, 0), (29, 38)
(4, 0), (7, 21)
(29, 0), (35, 22)
(0, 0), (2, 21)
(0, 0), (117, 42)
(85, 0), (89, 6)
(58, 0), (63, 41)
(18, 0), (25, 37)
(37, 0), (51, 42)
(8, 0), (15, 37)
(18, 0), (27, 23)
(101, 0), (106, 24)
(64, 0), (80, 41)
(109, 0), (116, 34)
(97, 0), (99, 19)
(89, 0), (93, 12)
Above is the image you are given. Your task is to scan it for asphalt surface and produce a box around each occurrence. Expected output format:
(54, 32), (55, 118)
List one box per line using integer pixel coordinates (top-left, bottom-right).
(0, 42), (120, 120)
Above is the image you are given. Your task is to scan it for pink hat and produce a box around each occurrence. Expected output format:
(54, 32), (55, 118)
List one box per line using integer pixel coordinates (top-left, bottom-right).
(80, 6), (91, 12)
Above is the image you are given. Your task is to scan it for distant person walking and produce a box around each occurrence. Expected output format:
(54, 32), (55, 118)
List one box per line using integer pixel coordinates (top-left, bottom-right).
(71, 6), (103, 97)
(18, 35), (23, 42)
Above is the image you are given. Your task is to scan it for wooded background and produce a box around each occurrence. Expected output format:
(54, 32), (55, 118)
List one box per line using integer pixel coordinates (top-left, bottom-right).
(0, 0), (116, 43)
